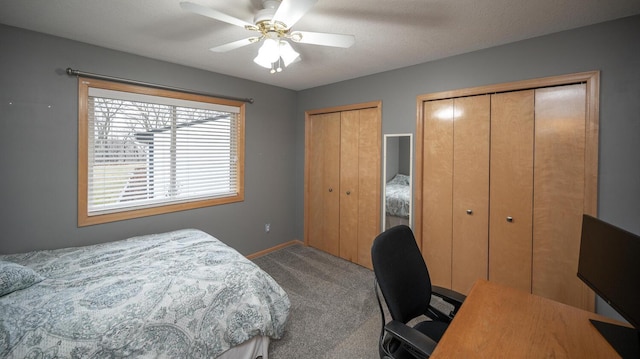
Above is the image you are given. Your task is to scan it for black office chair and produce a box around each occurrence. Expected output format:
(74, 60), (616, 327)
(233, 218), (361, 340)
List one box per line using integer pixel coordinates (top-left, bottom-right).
(371, 225), (466, 359)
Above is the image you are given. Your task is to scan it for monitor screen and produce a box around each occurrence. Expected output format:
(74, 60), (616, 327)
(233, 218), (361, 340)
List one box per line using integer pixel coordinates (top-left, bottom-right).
(577, 214), (640, 329)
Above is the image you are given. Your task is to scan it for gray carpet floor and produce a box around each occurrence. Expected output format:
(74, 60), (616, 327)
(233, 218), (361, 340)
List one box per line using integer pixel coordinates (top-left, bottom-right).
(252, 244), (381, 359)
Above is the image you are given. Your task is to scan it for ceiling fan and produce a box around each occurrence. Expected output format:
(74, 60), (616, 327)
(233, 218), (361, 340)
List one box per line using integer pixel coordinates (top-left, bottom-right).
(180, 0), (355, 73)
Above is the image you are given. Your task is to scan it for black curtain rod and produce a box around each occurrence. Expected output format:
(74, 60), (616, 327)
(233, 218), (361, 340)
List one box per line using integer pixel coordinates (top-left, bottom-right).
(66, 68), (254, 104)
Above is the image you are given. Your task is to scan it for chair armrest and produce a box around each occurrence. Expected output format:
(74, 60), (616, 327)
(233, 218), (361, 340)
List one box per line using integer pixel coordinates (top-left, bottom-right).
(432, 286), (466, 307)
(427, 286), (467, 322)
(384, 320), (437, 358)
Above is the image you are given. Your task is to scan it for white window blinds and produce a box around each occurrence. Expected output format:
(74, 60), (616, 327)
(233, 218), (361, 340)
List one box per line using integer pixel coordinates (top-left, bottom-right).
(86, 87), (241, 215)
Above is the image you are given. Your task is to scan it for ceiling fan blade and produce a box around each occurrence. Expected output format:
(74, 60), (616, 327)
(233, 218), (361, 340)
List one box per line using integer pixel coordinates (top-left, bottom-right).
(291, 31), (355, 48)
(272, 0), (318, 28)
(210, 38), (256, 53)
(180, 1), (254, 29)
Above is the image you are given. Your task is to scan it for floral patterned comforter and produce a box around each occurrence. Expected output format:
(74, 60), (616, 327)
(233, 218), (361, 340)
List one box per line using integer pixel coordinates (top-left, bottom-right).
(0, 229), (290, 358)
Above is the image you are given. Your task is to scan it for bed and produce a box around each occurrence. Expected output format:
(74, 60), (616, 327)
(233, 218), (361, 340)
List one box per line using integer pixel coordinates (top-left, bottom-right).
(385, 173), (411, 228)
(0, 229), (290, 358)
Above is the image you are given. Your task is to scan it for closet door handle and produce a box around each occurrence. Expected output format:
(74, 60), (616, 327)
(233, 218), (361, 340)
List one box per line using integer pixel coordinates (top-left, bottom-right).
(466, 209), (473, 215)
(328, 188), (333, 192)
(346, 191), (351, 195)
(506, 216), (513, 223)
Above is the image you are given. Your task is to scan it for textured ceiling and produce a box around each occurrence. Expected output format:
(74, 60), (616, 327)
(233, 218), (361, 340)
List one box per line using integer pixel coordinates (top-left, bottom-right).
(2, 0), (640, 90)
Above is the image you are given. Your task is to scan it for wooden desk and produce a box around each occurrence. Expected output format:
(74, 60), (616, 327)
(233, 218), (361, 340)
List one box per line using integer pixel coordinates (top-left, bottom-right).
(431, 279), (630, 358)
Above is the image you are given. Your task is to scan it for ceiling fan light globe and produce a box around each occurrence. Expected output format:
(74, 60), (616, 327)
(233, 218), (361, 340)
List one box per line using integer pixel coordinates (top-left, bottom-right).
(279, 40), (300, 67)
(260, 38), (281, 62)
(254, 38), (280, 68)
(253, 53), (274, 68)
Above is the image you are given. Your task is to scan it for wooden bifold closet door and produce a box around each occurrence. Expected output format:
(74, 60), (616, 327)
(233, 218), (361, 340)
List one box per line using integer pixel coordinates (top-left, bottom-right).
(415, 72), (599, 311)
(307, 112), (341, 256)
(305, 103), (381, 269)
(488, 90), (535, 294)
(532, 84), (591, 309)
(422, 95), (491, 294)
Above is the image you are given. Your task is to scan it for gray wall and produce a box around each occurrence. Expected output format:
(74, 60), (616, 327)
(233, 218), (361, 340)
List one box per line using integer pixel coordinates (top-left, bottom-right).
(385, 136), (400, 182)
(0, 24), (298, 255)
(384, 135), (411, 181)
(398, 136), (411, 176)
(295, 15), (640, 319)
(1, 14), (639, 319)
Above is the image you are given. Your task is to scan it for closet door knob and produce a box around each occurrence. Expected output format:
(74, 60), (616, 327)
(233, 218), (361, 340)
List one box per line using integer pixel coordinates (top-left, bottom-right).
(328, 188), (333, 192)
(506, 216), (513, 222)
(466, 209), (473, 215)
(346, 191), (351, 195)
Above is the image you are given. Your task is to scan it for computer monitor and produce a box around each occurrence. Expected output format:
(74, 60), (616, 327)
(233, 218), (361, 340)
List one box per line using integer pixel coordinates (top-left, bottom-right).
(577, 214), (640, 358)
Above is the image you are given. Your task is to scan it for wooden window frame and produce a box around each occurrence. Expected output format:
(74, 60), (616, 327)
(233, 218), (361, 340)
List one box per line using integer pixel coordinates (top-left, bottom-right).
(78, 77), (245, 226)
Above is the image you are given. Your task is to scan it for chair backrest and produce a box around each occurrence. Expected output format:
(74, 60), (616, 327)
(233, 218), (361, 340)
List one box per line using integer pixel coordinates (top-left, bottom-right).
(371, 225), (432, 324)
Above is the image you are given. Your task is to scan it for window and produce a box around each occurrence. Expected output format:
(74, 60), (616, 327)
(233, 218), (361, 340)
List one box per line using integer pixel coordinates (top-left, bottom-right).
(78, 78), (245, 226)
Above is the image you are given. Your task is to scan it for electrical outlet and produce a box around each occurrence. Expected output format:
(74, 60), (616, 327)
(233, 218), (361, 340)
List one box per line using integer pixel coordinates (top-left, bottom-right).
(265, 223), (270, 233)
